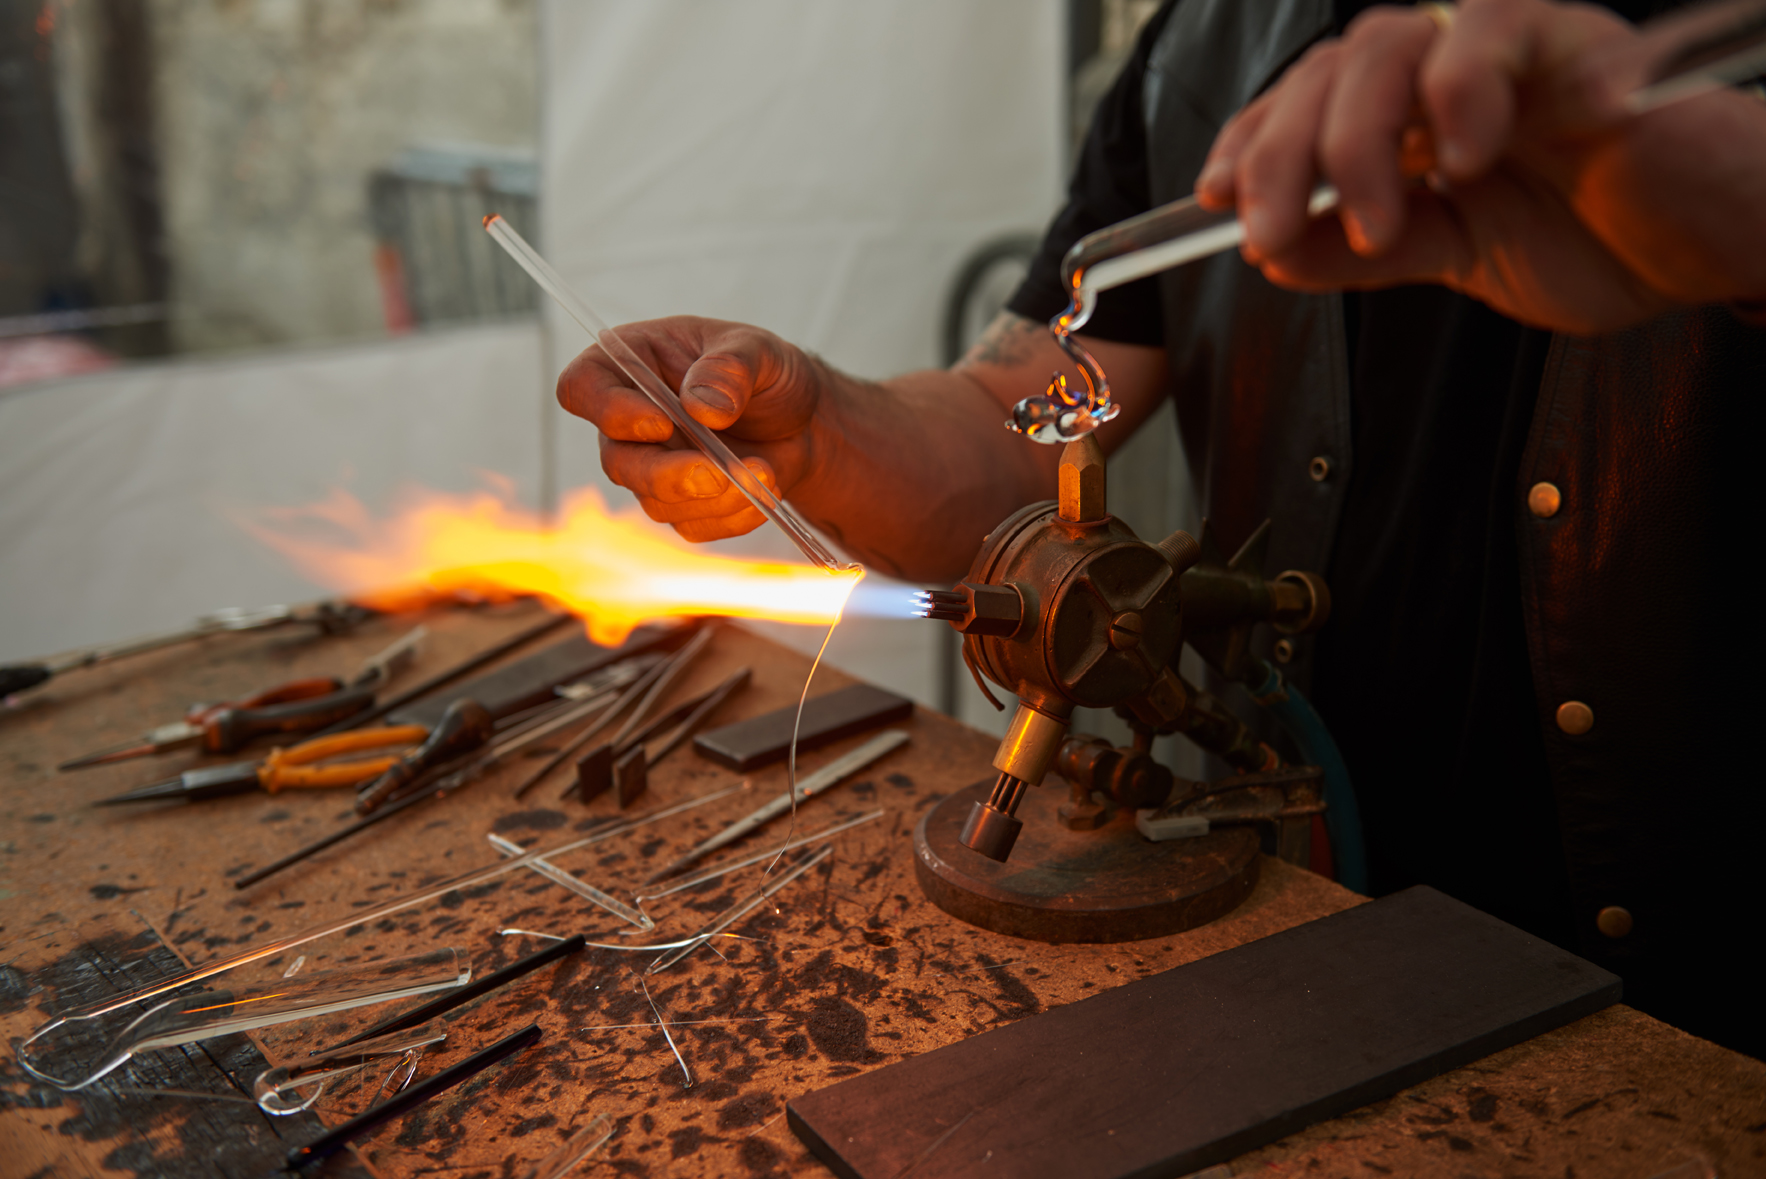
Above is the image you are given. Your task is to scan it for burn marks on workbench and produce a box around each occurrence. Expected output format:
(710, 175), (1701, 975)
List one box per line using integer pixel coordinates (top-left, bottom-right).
(0, 921), (372, 1178)
(1225, 1005), (1766, 1177)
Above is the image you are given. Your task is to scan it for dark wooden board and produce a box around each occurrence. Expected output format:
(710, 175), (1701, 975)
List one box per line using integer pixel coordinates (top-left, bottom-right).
(691, 682), (913, 771)
(787, 886), (1622, 1179)
(388, 623), (681, 726)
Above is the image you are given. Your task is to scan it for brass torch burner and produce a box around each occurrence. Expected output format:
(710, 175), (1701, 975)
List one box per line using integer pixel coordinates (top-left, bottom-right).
(960, 771), (1033, 862)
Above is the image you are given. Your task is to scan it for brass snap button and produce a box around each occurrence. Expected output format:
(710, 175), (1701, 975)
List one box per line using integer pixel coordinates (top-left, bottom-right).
(1528, 481), (1561, 518)
(1556, 700), (1593, 735)
(1597, 906), (1633, 938)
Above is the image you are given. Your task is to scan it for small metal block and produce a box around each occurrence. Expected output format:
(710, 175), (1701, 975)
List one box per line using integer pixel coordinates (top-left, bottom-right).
(614, 746), (647, 808)
(1529, 481), (1562, 518)
(959, 802), (1023, 862)
(1556, 700), (1594, 735)
(574, 743), (615, 802)
(1136, 809), (1210, 842)
(1596, 905), (1633, 938)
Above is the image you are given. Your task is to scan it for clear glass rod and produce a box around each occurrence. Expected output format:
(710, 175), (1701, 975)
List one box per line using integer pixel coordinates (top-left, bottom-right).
(483, 215), (854, 575)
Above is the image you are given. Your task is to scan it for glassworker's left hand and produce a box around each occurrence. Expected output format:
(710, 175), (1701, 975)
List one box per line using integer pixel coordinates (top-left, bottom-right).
(1194, 0), (1766, 333)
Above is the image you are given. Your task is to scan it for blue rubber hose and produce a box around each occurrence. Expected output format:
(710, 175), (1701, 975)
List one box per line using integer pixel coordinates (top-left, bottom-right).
(1246, 660), (1368, 894)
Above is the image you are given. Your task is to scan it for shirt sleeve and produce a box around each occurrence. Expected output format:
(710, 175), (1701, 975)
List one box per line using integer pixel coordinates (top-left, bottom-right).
(1005, 1), (1176, 348)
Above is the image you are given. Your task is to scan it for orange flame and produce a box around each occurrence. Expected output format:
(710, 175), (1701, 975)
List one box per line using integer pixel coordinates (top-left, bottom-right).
(240, 483), (860, 646)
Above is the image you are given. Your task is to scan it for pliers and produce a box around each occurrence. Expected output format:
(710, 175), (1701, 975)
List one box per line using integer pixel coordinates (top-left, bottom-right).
(95, 725), (431, 805)
(58, 627), (425, 770)
(59, 678), (377, 769)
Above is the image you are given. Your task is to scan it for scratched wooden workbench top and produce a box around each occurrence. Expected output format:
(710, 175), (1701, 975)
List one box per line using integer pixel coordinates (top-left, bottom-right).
(2, 602), (1761, 1179)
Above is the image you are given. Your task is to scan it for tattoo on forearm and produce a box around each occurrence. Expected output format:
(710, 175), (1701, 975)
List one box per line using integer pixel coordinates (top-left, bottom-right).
(956, 312), (1044, 371)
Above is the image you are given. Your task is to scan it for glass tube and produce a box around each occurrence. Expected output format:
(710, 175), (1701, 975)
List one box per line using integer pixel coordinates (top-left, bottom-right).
(253, 1024), (447, 1116)
(19, 783), (744, 1055)
(646, 845), (831, 974)
(486, 833), (652, 929)
(522, 1113), (615, 1179)
(483, 215), (856, 576)
(20, 950), (468, 1092)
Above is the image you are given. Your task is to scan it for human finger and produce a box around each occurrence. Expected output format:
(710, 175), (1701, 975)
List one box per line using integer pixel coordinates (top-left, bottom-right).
(619, 452), (778, 538)
(678, 326), (819, 441)
(1196, 93), (1275, 209)
(1420, 0), (1542, 179)
(1236, 42), (1344, 259)
(1319, 7), (1442, 254)
(671, 329), (780, 431)
(599, 437), (733, 506)
(557, 344), (675, 443)
(1254, 184), (1673, 332)
(1253, 193), (1473, 292)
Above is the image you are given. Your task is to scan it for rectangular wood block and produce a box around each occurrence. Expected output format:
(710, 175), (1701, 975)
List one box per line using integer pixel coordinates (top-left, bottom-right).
(691, 682), (913, 772)
(787, 887), (1620, 1179)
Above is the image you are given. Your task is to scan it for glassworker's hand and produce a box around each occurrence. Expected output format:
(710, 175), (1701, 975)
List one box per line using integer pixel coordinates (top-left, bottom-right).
(557, 316), (826, 542)
(1194, 0), (1766, 333)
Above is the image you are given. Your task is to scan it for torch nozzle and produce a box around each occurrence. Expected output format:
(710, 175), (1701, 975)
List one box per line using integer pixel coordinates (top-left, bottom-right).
(910, 589), (969, 622)
(909, 584), (1024, 636)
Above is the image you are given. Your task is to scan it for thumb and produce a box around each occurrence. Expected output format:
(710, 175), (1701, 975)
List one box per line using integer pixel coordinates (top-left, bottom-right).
(678, 333), (775, 431)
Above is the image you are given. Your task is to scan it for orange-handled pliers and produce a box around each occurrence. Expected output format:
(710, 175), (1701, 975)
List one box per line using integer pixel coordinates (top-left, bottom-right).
(95, 725), (428, 805)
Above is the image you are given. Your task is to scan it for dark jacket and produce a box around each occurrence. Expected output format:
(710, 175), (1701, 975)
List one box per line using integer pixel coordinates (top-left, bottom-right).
(1135, 0), (1766, 1054)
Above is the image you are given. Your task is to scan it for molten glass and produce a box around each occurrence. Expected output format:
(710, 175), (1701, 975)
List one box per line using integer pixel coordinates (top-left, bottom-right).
(240, 484), (862, 646)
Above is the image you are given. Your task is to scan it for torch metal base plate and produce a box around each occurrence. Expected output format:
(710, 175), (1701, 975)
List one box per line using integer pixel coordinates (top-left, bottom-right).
(913, 778), (1260, 944)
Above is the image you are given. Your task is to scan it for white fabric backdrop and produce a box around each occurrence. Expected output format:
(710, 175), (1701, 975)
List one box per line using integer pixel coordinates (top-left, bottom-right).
(0, 322), (545, 662)
(0, 2), (1064, 713)
(539, 0), (1064, 706)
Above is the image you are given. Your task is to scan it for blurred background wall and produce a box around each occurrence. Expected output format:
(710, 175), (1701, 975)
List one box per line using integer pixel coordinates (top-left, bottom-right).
(0, 0), (1191, 740)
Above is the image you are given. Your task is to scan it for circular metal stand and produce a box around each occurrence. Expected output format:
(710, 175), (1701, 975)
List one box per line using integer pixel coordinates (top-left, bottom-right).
(914, 778), (1260, 944)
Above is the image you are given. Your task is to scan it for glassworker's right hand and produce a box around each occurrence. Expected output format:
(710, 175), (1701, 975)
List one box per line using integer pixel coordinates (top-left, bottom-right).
(556, 316), (827, 542)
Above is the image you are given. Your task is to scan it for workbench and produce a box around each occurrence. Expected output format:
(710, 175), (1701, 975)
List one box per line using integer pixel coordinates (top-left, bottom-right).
(2, 602), (1760, 1178)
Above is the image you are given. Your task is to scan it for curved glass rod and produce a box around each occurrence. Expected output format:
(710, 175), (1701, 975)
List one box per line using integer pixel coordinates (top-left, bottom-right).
(1005, 187), (1338, 445)
(483, 215), (855, 575)
(1005, 0), (1766, 444)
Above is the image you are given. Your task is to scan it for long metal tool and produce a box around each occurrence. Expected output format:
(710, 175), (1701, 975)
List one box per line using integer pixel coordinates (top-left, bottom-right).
(482, 214), (855, 576)
(284, 1023), (542, 1171)
(645, 729), (909, 882)
(326, 935), (587, 1050)
(230, 663), (659, 886)
(2, 601), (370, 703)
(510, 626), (714, 799)
(567, 666), (751, 803)
(313, 611), (573, 737)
